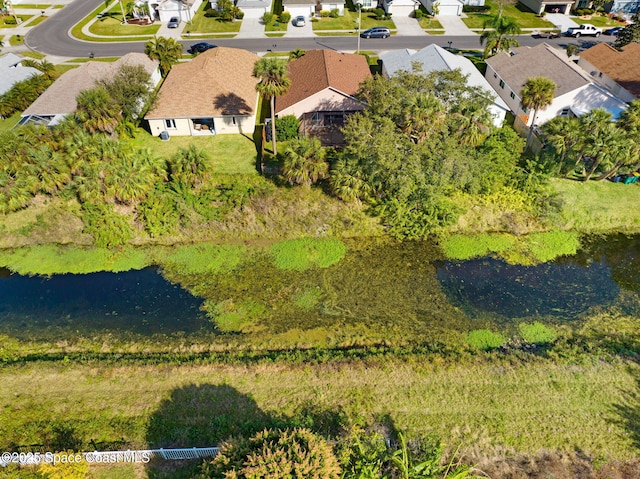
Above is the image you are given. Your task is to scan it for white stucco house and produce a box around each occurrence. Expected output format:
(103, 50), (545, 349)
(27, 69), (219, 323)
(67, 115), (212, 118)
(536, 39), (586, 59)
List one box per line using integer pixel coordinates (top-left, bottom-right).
(145, 47), (260, 136)
(145, 0), (201, 24)
(209, 0), (272, 18)
(282, 0), (344, 17)
(380, 44), (509, 127)
(485, 43), (628, 128)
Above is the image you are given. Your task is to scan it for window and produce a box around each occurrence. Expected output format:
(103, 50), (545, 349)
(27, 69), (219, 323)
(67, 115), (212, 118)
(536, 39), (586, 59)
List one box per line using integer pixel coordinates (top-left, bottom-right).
(560, 108), (571, 116)
(165, 119), (176, 129)
(598, 72), (603, 78)
(510, 92), (515, 99)
(311, 112), (320, 123)
(232, 116), (236, 125)
(499, 80), (505, 89)
(493, 72), (497, 78)
(324, 113), (344, 126)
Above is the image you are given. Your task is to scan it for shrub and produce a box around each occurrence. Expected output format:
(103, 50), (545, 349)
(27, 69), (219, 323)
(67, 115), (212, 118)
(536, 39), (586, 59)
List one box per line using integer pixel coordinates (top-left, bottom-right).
(275, 114), (300, 141)
(235, 9), (244, 19)
(204, 8), (221, 17)
(462, 4), (490, 12)
(201, 428), (341, 479)
(270, 238), (347, 271)
(519, 322), (557, 345)
(329, 8), (339, 17)
(319, 9), (330, 17)
(3, 16), (17, 25)
(414, 9), (423, 18)
(81, 203), (132, 248)
(262, 12), (274, 24)
(279, 11), (291, 23)
(374, 7), (385, 19)
(467, 329), (505, 351)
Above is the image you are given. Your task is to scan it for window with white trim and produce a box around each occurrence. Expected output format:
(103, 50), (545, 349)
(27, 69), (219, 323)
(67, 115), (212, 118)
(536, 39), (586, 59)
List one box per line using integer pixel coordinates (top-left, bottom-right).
(165, 119), (177, 129)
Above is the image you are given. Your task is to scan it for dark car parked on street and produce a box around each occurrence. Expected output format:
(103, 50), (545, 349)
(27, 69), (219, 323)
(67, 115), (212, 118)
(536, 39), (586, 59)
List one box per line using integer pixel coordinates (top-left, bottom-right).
(360, 27), (390, 38)
(188, 42), (217, 54)
(604, 26), (623, 35)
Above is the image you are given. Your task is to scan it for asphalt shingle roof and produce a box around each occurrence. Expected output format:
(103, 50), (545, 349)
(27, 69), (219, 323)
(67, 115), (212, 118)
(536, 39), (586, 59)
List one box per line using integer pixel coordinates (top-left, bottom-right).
(580, 42), (640, 98)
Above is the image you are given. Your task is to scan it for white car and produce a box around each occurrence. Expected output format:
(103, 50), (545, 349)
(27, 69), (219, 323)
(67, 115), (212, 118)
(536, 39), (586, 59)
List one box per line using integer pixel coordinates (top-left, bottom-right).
(293, 15), (305, 27)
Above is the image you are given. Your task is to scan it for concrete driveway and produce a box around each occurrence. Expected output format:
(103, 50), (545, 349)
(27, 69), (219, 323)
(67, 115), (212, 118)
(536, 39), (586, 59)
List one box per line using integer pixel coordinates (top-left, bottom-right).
(544, 13), (579, 32)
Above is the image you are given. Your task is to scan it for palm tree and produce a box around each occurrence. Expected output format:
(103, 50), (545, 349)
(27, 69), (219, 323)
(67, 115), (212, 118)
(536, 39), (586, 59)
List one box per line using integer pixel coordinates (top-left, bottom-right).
(520, 76), (556, 149)
(168, 144), (211, 188)
(541, 116), (582, 175)
(288, 48), (306, 60)
(144, 36), (183, 77)
(22, 59), (58, 81)
(253, 57), (291, 156)
(480, 14), (521, 58)
(75, 86), (122, 137)
(329, 158), (372, 204)
(401, 93), (445, 143)
(281, 137), (329, 186)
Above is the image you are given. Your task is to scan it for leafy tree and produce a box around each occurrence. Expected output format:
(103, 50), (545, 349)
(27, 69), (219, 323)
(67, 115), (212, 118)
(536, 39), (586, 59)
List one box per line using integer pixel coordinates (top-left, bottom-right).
(253, 57), (291, 155)
(144, 35), (183, 77)
(217, 0), (240, 20)
(519, 76), (556, 149)
(480, 14), (521, 58)
(199, 428), (341, 479)
(565, 44), (579, 58)
(281, 137), (328, 186)
(99, 64), (153, 122)
(614, 13), (640, 49)
(275, 114), (300, 141)
(75, 86), (122, 136)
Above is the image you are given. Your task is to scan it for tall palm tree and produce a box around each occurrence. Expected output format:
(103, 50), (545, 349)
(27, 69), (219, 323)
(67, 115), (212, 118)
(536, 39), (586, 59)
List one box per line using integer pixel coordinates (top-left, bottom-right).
(541, 116), (582, 175)
(22, 59), (58, 81)
(480, 14), (521, 58)
(253, 57), (291, 156)
(282, 137), (328, 187)
(401, 93), (445, 143)
(144, 36), (183, 77)
(520, 76), (556, 149)
(75, 86), (122, 137)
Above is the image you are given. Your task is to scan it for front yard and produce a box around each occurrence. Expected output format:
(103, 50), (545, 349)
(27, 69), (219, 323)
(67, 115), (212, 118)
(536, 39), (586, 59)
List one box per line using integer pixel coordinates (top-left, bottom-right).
(573, 14), (626, 27)
(462, 0), (554, 29)
(312, 10), (396, 31)
(187, 1), (241, 34)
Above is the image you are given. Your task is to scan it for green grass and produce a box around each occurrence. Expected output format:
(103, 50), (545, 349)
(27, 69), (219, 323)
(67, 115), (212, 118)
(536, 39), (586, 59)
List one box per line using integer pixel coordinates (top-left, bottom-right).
(67, 57), (120, 62)
(467, 329), (505, 350)
(9, 34), (23, 45)
(187, 1), (241, 33)
(548, 178), (640, 233)
(418, 17), (443, 29)
(462, 0), (554, 29)
(25, 14), (47, 26)
(0, 112), (21, 133)
(54, 63), (79, 75)
(88, 13), (160, 36)
(1, 14), (33, 27)
(270, 238), (347, 270)
(519, 322), (557, 344)
(12, 3), (51, 7)
(158, 244), (247, 275)
(312, 11), (395, 31)
(20, 50), (46, 59)
(70, 2), (155, 41)
(573, 15), (622, 27)
(129, 130), (259, 175)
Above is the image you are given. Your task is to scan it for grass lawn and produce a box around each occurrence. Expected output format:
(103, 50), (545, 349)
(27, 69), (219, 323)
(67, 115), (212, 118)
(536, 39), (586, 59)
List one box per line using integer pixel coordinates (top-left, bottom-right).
(9, 34), (23, 45)
(1, 14), (33, 27)
(573, 15), (623, 27)
(24, 14), (47, 26)
(0, 112), (22, 133)
(419, 16), (443, 29)
(130, 130), (259, 175)
(265, 19), (288, 32)
(13, 3), (51, 7)
(188, 1), (241, 33)
(71, 2), (157, 41)
(20, 50), (46, 59)
(89, 13), (160, 36)
(548, 178), (640, 233)
(312, 11), (396, 31)
(462, 0), (554, 29)
(68, 57), (120, 62)
(55, 64), (78, 75)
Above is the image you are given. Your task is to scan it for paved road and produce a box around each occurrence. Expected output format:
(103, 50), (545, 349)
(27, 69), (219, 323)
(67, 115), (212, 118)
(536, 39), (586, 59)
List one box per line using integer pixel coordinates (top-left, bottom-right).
(25, 0), (599, 57)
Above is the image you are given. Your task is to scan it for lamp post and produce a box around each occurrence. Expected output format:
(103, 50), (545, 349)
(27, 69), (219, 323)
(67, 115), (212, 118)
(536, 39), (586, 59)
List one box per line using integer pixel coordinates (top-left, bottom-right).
(447, 40), (452, 50)
(356, 2), (362, 53)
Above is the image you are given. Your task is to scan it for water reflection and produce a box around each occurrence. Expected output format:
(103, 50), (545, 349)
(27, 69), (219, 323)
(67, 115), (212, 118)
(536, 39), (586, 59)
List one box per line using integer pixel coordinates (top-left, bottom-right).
(0, 268), (207, 339)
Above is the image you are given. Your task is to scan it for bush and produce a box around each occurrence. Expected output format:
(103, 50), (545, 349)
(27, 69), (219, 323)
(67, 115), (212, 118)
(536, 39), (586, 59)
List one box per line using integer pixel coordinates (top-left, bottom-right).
(200, 428), (341, 479)
(374, 7), (385, 19)
(275, 114), (300, 141)
(319, 9), (330, 17)
(414, 9), (423, 18)
(329, 8), (339, 17)
(467, 329), (505, 351)
(462, 4), (490, 12)
(81, 203), (132, 248)
(3, 16), (17, 25)
(262, 12), (274, 24)
(204, 8), (221, 17)
(279, 11), (291, 22)
(235, 9), (244, 19)
(519, 322), (557, 345)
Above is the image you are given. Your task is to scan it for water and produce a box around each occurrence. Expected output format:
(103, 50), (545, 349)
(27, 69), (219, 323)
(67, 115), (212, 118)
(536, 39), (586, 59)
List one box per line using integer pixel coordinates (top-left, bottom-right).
(0, 267), (207, 340)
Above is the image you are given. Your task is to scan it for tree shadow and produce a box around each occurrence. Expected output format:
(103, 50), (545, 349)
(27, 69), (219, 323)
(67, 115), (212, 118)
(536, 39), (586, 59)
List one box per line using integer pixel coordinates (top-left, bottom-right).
(611, 364), (640, 450)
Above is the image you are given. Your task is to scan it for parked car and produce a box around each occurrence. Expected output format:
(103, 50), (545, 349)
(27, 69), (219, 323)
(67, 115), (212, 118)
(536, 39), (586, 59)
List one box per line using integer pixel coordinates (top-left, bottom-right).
(566, 23), (601, 37)
(360, 27), (390, 39)
(293, 15), (305, 27)
(167, 16), (180, 28)
(604, 26), (623, 35)
(188, 42), (217, 54)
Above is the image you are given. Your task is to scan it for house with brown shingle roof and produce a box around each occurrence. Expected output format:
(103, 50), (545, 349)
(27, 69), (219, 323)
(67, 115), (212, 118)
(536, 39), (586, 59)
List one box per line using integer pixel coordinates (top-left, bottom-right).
(20, 53), (160, 127)
(485, 43), (627, 127)
(145, 47), (260, 137)
(578, 42), (640, 104)
(275, 49), (371, 144)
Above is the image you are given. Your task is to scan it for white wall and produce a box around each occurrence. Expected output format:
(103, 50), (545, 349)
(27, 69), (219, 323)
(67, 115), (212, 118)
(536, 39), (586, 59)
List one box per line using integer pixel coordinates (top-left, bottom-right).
(277, 87), (366, 118)
(577, 57), (637, 104)
(148, 115), (256, 136)
(283, 4), (316, 16)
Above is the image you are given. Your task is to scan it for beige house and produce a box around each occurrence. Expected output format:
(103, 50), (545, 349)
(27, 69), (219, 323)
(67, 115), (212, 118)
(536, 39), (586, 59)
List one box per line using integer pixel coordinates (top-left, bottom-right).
(275, 49), (371, 144)
(145, 47), (260, 137)
(578, 42), (640, 104)
(20, 53), (160, 127)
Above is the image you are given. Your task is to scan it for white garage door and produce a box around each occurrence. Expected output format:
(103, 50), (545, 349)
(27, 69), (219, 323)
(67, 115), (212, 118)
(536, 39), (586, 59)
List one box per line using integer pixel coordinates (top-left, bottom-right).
(437, 3), (461, 15)
(391, 4), (415, 16)
(284, 5), (315, 17)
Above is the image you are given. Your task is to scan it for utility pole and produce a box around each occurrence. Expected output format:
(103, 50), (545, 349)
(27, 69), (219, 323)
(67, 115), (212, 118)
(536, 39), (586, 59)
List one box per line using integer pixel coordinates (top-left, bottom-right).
(356, 2), (362, 53)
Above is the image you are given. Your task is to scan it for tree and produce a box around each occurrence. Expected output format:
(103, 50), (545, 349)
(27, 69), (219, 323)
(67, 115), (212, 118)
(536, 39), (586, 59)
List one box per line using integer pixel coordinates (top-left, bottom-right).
(217, 0), (240, 20)
(144, 36), (183, 77)
(519, 76), (556, 149)
(99, 64), (153, 122)
(480, 14), (521, 58)
(253, 57), (291, 155)
(75, 86), (122, 136)
(288, 48), (306, 60)
(614, 13), (640, 49)
(22, 58), (58, 80)
(541, 116), (582, 175)
(281, 137), (328, 186)
(565, 44), (579, 58)
(168, 144), (211, 188)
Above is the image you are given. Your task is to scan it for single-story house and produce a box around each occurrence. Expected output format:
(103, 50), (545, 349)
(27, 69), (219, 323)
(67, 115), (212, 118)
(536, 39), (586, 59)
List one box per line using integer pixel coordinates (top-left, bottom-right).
(145, 47), (260, 136)
(380, 44), (509, 127)
(485, 43), (627, 127)
(0, 53), (42, 96)
(519, 0), (574, 15)
(275, 49), (371, 144)
(578, 42), (640, 103)
(282, 0), (344, 17)
(145, 0), (201, 24)
(209, 0), (272, 18)
(20, 53), (160, 127)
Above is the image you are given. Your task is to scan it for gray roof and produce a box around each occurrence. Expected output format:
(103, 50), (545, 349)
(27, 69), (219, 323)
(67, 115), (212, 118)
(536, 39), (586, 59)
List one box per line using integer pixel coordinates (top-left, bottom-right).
(380, 44), (509, 110)
(22, 53), (158, 117)
(283, 0), (317, 5)
(486, 43), (591, 98)
(0, 53), (42, 96)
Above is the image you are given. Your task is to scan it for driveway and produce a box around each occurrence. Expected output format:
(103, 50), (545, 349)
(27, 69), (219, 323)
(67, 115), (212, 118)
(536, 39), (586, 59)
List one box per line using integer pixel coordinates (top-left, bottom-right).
(544, 13), (579, 32)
